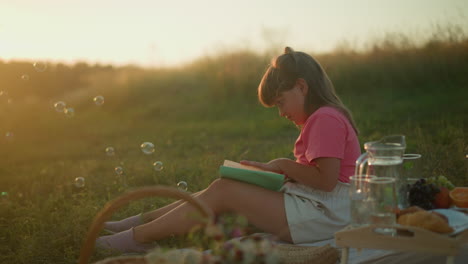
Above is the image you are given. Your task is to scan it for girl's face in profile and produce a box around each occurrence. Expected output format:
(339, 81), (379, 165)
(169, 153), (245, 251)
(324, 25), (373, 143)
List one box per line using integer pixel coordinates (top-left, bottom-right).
(274, 85), (308, 125)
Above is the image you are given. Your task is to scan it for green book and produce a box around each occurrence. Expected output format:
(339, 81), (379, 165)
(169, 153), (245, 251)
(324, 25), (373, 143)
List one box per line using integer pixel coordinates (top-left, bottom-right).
(218, 160), (285, 191)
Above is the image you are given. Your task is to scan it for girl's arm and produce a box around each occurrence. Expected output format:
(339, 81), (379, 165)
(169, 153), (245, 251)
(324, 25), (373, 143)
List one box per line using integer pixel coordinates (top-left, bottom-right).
(240, 158), (340, 192)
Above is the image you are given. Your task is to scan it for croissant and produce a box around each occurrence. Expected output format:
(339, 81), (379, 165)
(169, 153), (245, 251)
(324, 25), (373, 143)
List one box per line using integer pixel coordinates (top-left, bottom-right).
(397, 210), (454, 234)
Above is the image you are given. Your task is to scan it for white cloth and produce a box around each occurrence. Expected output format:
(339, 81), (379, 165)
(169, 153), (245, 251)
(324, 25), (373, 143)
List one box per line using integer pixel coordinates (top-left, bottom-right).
(281, 181), (350, 244)
(299, 238), (468, 264)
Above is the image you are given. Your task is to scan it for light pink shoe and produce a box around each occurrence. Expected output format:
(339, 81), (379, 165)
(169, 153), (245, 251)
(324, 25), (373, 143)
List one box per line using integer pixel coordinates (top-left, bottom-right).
(95, 228), (155, 254)
(104, 214), (143, 234)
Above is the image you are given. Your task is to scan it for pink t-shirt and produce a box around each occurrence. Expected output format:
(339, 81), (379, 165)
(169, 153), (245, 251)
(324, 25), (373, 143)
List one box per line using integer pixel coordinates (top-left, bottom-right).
(294, 106), (361, 183)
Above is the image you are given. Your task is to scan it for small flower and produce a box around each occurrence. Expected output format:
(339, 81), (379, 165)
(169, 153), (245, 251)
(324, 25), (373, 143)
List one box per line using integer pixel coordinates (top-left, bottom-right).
(234, 249), (244, 261)
(251, 234), (263, 242)
(223, 241), (234, 251)
(204, 224), (224, 241)
(230, 227), (244, 238)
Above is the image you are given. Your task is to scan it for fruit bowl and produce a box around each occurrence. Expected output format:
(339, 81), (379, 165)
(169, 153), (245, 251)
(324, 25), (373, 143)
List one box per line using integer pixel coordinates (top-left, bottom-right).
(450, 187), (468, 208)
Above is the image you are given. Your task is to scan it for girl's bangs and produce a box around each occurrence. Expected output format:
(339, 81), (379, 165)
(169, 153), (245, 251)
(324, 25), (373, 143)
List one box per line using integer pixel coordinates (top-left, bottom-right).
(258, 67), (281, 107)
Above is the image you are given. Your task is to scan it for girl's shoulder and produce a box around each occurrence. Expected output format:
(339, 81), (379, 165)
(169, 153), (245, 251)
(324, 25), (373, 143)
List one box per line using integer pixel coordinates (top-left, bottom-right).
(310, 106), (346, 121)
(314, 106), (342, 116)
(302, 106), (350, 131)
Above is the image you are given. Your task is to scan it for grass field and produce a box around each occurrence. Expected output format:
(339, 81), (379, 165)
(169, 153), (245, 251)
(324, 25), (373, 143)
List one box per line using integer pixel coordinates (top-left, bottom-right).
(1, 31), (467, 263)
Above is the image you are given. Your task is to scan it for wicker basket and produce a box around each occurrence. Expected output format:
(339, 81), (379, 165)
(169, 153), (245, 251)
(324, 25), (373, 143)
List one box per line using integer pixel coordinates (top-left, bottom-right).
(78, 186), (214, 264)
(79, 186), (339, 264)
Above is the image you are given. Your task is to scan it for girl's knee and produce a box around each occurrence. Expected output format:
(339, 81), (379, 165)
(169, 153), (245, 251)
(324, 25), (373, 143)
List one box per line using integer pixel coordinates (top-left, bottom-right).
(206, 178), (229, 194)
(205, 178), (242, 201)
(197, 179), (232, 214)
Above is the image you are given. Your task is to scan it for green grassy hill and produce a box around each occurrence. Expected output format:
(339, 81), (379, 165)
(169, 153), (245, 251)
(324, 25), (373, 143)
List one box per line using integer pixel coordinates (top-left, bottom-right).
(0, 32), (467, 263)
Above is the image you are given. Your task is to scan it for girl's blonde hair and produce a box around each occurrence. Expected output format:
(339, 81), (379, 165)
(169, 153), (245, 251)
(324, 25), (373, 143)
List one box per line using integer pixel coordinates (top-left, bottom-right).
(258, 47), (359, 134)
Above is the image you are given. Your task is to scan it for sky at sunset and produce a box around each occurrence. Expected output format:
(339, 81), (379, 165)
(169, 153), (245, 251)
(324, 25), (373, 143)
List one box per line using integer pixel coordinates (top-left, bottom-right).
(1, 0), (467, 67)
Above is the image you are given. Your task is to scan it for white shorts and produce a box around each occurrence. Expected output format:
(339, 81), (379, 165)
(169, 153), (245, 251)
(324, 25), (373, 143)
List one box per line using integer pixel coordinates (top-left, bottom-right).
(281, 181), (350, 244)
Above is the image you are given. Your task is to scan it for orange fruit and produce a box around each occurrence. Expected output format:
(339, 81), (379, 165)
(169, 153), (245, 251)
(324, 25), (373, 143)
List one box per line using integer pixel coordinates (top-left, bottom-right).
(449, 187), (468, 208)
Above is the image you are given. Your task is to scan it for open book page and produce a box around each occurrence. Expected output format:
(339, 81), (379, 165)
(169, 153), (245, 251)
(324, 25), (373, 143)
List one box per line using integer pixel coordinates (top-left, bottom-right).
(223, 160), (270, 173)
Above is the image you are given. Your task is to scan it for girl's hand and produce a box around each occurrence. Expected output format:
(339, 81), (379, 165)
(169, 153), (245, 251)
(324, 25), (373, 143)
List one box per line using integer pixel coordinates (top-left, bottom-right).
(240, 159), (288, 174)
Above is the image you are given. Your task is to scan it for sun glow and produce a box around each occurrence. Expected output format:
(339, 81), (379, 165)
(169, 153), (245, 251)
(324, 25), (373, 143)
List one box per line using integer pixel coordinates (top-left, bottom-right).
(1, 0), (467, 67)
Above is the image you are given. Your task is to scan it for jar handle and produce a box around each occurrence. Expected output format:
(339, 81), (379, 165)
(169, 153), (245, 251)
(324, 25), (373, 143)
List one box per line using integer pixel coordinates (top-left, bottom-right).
(355, 152), (369, 175)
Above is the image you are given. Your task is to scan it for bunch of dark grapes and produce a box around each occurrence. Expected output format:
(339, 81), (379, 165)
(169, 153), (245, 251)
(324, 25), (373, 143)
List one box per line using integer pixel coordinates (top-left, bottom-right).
(408, 179), (440, 210)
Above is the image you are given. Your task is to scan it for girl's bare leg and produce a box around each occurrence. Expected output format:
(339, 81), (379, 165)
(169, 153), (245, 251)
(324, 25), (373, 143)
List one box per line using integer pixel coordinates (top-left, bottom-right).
(141, 191), (202, 222)
(133, 178), (292, 243)
(104, 191), (203, 233)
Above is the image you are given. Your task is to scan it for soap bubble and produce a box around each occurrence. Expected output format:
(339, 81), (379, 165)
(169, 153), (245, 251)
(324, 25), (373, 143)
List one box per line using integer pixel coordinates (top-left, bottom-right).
(93, 95), (104, 106)
(105, 147), (115, 156)
(74, 177), (85, 188)
(1, 191), (9, 200)
(177, 181), (188, 192)
(5, 132), (14, 140)
(54, 101), (66, 112)
(7, 98), (13, 104)
(153, 161), (164, 171)
(33, 62), (47, 72)
(114, 166), (124, 176)
(140, 142), (155, 155)
(64, 108), (75, 118)
(0, 90), (7, 96)
(21, 74), (29, 81)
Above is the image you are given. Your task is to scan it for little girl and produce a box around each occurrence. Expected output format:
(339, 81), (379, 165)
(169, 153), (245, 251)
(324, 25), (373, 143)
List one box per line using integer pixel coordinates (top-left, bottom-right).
(96, 47), (361, 253)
